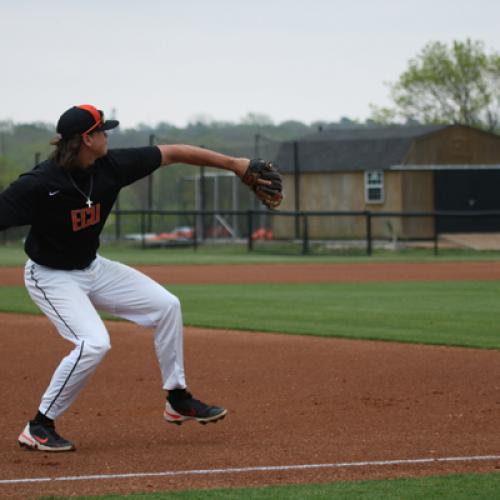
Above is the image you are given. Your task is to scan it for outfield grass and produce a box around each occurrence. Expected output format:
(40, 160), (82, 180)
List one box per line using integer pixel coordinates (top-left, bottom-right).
(2, 242), (500, 266)
(175, 281), (500, 349)
(41, 472), (500, 499)
(2, 281), (500, 349)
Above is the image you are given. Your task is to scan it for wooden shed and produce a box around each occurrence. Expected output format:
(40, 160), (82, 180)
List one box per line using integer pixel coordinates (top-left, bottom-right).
(274, 125), (500, 239)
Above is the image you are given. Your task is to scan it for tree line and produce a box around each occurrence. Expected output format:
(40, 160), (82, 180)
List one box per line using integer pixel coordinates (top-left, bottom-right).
(1, 38), (499, 192)
(0, 115), (382, 188)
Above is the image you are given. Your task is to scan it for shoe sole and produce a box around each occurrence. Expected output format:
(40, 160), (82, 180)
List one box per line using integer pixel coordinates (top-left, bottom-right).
(163, 408), (228, 426)
(18, 441), (76, 452)
(18, 426), (76, 452)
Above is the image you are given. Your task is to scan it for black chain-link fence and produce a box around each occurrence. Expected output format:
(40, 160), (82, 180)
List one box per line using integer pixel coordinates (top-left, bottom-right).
(103, 209), (500, 256)
(4, 209), (500, 256)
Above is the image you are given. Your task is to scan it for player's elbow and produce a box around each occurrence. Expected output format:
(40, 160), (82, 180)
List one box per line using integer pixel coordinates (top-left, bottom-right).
(158, 144), (181, 166)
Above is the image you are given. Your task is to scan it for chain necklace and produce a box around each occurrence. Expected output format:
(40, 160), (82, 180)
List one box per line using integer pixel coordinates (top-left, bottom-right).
(68, 173), (94, 208)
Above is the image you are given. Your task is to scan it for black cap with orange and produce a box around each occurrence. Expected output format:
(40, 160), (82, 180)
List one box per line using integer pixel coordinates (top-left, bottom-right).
(51, 104), (119, 144)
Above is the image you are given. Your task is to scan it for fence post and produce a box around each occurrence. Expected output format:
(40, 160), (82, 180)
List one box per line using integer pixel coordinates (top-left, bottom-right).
(365, 211), (372, 256)
(115, 209), (121, 241)
(192, 213), (198, 251)
(115, 196), (121, 241)
(200, 166), (206, 241)
(293, 141), (300, 239)
(302, 215), (309, 255)
(141, 211), (146, 249)
(247, 210), (254, 251)
(147, 134), (155, 232)
(434, 213), (439, 256)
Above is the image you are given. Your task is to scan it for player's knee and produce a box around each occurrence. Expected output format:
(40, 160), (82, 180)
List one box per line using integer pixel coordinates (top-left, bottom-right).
(142, 292), (182, 327)
(167, 294), (181, 311)
(84, 340), (111, 359)
(164, 294), (181, 317)
(155, 294), (181, 324)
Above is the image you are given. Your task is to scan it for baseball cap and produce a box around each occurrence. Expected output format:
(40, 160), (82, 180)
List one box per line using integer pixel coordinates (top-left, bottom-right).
(51, 104), (119, 143)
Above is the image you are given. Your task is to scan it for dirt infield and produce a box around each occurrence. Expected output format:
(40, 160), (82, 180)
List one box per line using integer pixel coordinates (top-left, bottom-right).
(1, 315), (499, 498)
(0, 262), (499, 498)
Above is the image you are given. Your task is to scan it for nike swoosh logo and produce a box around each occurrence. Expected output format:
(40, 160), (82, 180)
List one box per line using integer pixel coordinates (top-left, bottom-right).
(34, 435), (49, 444)
(49, 190), (60, 196)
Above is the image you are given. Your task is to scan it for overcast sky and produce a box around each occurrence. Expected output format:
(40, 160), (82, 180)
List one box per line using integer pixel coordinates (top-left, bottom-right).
(2, 0), (500, 128)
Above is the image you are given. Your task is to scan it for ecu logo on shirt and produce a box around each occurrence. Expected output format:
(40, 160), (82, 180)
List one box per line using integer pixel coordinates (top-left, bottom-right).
(71, 203), (101, 232)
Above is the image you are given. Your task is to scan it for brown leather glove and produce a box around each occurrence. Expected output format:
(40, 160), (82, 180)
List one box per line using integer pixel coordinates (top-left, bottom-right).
(241, 159), (283, 209)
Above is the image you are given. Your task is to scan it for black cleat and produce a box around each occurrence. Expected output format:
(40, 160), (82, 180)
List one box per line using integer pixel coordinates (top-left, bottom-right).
(18, 421), (75, 452)
(164, 390), (227, 425)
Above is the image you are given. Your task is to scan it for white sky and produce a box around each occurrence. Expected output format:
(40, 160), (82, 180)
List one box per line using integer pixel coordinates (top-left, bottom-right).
(1, 0), (500, 128)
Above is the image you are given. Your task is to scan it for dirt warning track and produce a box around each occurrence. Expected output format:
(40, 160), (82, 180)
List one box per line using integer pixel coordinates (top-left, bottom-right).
(2, 260), (500, 286)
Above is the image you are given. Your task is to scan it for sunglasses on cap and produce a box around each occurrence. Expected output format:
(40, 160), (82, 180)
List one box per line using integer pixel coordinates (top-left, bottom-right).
(53, 104), (120, 143)
(77, 104), (106, 136)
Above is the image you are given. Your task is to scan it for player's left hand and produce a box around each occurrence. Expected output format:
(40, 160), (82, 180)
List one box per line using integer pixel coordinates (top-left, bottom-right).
(241, 159), (283, 209)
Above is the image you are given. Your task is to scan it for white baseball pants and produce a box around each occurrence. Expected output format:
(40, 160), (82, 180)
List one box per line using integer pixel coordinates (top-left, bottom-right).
(24, 255), (186, 420)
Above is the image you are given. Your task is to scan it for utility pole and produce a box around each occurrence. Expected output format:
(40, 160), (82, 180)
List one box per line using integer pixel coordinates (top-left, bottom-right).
(147, 134), (155, 232)
(293, 140), (300, 239)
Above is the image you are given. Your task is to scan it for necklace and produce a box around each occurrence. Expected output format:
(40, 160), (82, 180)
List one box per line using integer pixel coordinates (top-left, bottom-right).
(68, 173), (94, 208)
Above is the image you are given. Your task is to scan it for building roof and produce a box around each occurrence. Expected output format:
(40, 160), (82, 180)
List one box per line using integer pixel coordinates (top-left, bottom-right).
(274, 125), (450, 173)
(300, 124), (448, 141)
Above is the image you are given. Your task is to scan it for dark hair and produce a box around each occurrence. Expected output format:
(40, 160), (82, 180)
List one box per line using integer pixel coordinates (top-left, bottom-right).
(49, 136), (82, 171)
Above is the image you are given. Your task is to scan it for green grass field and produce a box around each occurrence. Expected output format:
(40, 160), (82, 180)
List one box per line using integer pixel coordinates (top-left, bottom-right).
(2, 241), (500, 266)
(2, 281), (499, 349)
(41, 472), (500, 499)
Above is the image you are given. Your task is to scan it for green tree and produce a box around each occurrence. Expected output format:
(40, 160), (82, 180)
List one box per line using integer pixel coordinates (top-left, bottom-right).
(372, 39), (500, 131)
(240, 112), (274, 126)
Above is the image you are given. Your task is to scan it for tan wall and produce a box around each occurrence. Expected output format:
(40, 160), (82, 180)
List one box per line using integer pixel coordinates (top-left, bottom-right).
(406, 126), (500, 164)
(276, 171), (404, 239)
(275, 176), (298, 238)
(274, 126), (500, 241)
(401, 171), (435, 238)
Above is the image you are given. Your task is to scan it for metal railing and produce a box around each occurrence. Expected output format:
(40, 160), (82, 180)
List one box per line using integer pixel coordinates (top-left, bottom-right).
(4, 209), (500, 256)
(106, 208), (500, 255)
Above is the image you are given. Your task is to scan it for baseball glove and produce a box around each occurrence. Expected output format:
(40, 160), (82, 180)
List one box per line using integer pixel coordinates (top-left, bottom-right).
(241, 159), (283, 209)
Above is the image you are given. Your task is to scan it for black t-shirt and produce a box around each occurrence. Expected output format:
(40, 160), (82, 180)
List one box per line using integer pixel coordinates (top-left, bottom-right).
(0, 146), (162, 269)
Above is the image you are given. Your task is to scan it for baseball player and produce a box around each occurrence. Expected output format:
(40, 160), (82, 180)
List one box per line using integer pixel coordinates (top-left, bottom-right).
(0, 104), (282, 452)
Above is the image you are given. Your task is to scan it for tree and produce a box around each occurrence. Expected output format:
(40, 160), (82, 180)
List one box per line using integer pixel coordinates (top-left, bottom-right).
(372, 39), (500, 131)
(240, 112), (274, 126)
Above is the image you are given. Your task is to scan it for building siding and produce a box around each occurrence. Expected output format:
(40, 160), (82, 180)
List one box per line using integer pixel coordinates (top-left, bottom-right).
(401, 171), (434, 238)
(273, 126), (500, 240)
(278, 171), (404, 238)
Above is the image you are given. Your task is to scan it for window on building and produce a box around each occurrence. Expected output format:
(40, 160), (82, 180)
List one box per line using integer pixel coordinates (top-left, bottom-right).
(365, 170), (384, 203)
